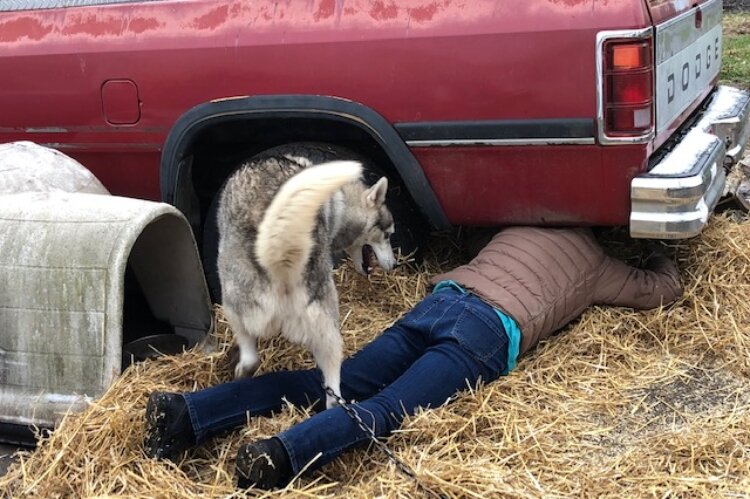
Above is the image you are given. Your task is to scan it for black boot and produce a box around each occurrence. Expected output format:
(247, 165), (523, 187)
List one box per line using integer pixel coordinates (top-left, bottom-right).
(143, 392), (196, 461)
(235, 437), (292, 490)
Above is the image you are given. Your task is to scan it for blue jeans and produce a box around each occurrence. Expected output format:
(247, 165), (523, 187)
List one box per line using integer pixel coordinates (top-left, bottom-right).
(183, 288), (509, 475)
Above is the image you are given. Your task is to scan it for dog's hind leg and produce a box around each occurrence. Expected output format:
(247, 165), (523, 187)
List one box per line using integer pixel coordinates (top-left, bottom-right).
(224, 305), (267, 379)
(234, 329), (261, 379)
(292, 303), (344, 410)
(312, 322), (343, 410)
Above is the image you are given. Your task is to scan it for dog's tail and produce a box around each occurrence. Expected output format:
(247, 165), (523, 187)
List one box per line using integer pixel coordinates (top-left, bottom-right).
(255, 161), (363, 284)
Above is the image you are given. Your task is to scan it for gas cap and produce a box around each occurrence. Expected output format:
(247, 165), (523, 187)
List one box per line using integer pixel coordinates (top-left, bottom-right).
(101, 79), (141, 125)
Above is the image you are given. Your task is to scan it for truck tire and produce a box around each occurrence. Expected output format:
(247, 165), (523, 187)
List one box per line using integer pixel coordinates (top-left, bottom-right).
(202, 142), (428, 303)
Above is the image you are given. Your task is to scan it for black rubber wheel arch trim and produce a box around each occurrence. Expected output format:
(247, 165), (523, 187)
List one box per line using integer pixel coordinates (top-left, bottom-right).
(159, 95), (450, 229)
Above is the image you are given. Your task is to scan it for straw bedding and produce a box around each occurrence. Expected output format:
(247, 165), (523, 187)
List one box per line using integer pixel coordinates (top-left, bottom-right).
(2, 213), (750, 498)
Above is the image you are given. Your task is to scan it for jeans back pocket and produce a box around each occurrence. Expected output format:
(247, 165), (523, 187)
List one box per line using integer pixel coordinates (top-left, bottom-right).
(450, 302), (509, 375)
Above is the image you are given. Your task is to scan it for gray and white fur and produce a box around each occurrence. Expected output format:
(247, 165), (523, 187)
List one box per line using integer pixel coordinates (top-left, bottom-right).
(217, 153), (396, 408)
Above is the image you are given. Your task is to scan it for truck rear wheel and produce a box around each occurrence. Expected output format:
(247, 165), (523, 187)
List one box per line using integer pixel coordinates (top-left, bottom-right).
(201, 142), (428, 303)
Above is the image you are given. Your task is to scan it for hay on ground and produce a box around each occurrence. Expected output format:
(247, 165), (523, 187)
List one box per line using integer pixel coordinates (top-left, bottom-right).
(2, 213), (750, 498)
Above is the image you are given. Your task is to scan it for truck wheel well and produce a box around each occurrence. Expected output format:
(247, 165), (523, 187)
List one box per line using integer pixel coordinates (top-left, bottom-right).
(188, 117), (400, 213)
(159, 95), (449, 235)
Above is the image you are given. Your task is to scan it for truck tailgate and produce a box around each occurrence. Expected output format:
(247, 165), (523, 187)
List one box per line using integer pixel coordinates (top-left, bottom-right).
(648, 0), (723, 144)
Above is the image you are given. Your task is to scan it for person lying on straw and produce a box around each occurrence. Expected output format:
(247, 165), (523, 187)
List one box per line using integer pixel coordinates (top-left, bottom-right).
(142, 227), (683, 490)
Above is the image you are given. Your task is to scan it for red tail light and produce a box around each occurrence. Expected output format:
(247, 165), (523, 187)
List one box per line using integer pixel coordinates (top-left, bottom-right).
(601, 38), (654, 139)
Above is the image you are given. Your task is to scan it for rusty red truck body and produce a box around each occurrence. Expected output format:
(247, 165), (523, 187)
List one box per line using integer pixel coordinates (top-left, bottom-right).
(1, 0), (748, 249)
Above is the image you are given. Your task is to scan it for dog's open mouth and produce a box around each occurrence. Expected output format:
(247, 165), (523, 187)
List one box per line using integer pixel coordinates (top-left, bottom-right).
(361, 244), (377, 274)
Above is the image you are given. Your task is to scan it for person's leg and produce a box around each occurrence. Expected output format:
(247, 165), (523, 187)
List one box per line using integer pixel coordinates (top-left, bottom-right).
(145, 291), (465, 457)
(185, 291), (461, 442)
(144, 368), (327, 461)
(238, 293), (510, 486)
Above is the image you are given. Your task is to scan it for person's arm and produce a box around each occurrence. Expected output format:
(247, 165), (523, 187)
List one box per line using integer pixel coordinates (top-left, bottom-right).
(593, 253), (683, 309)
(463, 228), (500, 259)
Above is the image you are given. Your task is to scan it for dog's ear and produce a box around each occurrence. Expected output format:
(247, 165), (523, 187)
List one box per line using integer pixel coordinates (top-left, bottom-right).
(363, 177), (388, 208)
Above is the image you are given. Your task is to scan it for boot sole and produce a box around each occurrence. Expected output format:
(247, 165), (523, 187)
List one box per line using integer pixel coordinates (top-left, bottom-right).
(236, 442), (279, 490)
(143, 393), (172, 459)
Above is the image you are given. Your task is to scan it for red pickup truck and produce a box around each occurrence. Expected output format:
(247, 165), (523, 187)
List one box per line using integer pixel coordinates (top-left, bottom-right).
(1, 0), (748, 282)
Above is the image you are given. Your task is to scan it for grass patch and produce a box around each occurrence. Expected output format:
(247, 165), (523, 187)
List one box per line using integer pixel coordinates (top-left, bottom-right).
(722, 13), (750, 88)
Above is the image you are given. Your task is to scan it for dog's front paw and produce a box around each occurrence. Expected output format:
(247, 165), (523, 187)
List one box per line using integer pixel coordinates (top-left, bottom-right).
(234, 359), (259, 379)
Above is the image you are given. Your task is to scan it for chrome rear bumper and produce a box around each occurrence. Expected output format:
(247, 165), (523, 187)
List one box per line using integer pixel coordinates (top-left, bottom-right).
(630, 86), (750, 239)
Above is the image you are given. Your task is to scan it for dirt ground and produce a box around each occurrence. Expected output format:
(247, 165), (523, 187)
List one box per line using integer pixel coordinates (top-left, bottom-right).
(0, 445), (19, 477)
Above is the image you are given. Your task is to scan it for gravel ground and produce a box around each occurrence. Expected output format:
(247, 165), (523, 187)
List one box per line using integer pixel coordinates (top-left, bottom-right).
(725, 0), (750, 12)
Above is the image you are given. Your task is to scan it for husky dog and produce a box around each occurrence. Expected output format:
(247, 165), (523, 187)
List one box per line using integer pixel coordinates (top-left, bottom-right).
(217, 153), (397, 408)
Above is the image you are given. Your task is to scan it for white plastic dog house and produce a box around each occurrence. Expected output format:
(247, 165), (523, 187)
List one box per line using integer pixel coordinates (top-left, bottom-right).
(0, 141), (110, 196)
(0, 192), (213, 433)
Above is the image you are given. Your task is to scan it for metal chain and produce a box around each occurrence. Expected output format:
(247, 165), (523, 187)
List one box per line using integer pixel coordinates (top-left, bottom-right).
(324, 385), (446, 499)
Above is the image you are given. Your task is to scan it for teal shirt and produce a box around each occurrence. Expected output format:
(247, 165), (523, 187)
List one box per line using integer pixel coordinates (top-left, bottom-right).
(432, 280), (521, 375)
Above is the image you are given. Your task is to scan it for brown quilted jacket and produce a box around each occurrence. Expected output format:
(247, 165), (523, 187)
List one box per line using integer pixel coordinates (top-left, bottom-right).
(432, 227), (683, 355)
